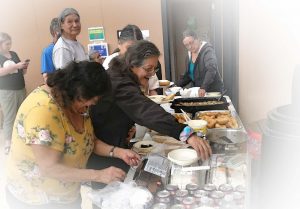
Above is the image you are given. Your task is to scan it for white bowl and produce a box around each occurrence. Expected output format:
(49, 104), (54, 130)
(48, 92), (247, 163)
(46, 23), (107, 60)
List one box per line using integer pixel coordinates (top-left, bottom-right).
(205, 92), (221, 97)
(168, 148), (199, 166)
(188, 120), (208, 130)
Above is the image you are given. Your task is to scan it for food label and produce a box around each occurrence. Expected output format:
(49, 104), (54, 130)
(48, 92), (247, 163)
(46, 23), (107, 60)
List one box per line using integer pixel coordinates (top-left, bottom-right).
(144, 154), (171, 178)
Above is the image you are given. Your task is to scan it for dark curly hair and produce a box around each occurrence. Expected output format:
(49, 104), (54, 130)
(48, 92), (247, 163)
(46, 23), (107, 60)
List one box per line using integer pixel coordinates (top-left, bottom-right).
(47, 61), (111, 108)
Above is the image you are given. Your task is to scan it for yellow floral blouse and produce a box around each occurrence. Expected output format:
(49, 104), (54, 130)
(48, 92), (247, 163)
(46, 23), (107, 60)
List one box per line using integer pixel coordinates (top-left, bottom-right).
(6, 86), (95, 205)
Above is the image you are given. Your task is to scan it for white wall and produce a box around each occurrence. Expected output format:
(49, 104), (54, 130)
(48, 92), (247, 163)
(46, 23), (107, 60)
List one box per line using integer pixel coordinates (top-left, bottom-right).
(239, 0), (300, 124)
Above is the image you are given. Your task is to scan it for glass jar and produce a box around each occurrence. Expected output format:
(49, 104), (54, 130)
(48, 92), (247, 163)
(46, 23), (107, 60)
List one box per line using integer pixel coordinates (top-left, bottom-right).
(232, 191), (245, 206)
(186, 183), (199, 195)
(193, 189), (209, 205)
(170, 204), (186, 209)
(235, 185), (246, 193)
(199, 196), (214, 207)
(152, 202), (169, 209)
(210, 190), (225, 207)
(166, 184), (179, 196)
(156, 190), (171, 204)
(182, 196), (195, 209)
(218, 184), (233, 194)
(219, 194), (237, 209)
(175, 189), (189, 204)
(203, 183), (217, 193)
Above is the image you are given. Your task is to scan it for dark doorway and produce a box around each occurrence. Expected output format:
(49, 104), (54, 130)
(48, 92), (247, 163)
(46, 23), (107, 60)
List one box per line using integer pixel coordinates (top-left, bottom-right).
(162, 0), (239, 110)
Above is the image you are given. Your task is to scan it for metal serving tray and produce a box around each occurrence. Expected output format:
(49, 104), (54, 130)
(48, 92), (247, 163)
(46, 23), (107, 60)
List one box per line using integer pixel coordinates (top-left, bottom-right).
(194, 110), (244, 130)
(171, 97), (229, 115)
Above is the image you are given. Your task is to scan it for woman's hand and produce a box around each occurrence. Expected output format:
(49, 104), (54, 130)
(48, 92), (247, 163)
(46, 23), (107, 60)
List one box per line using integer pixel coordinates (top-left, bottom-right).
(93, 166), (126, 184)
(187, 135), (212, 160)
(198, 88), (206, 97)
(16, 61), (29, 70)
(114, 147), (140, 166)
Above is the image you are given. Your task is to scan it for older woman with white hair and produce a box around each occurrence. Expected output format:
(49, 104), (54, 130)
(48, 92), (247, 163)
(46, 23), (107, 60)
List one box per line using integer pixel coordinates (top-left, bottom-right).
(53, 8), (87, 69)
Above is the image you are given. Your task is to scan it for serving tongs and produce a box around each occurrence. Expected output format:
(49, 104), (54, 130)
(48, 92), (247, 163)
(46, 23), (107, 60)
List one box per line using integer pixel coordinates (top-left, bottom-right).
(180, 108), (191, 122)
(218, 89), (228, 101)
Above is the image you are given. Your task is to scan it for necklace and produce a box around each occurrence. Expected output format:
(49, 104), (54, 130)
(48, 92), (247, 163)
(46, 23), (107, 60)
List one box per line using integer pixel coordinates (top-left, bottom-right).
(64, 109), (85, 134)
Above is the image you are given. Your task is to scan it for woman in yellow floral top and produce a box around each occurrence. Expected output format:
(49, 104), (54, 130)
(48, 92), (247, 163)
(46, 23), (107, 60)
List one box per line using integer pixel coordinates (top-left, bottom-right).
(6, 61), (140, 209)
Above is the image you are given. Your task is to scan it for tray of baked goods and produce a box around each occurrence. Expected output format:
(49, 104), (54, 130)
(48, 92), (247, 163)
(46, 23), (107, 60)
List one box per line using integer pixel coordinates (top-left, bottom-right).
(171, 97), (229, 114)
(194, 110), (243, 129)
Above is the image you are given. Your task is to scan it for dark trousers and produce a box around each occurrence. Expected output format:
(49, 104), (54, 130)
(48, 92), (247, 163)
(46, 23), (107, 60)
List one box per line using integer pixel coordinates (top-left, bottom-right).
(6, 188), (82, 209)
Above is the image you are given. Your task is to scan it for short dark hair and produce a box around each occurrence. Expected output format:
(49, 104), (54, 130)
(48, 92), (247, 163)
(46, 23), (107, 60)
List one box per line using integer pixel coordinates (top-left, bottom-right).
(47, 61), (111, 108)
(124, 40), (160, 68)
(119, 24), (144, 44)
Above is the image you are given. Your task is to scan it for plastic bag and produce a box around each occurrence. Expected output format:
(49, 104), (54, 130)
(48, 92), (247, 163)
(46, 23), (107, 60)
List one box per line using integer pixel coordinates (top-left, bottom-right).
(180, 87), (200, 97)
(88, 181), (153, 209)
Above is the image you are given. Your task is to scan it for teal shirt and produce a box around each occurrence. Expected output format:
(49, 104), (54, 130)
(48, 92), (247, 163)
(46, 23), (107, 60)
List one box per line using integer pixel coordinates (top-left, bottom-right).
(188, 60), (195, 81)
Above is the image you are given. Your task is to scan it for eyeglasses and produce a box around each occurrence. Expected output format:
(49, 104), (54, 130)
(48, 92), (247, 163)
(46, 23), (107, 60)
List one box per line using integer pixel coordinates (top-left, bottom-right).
(141, 66), (159, 75)
(184, 39), (196, 49)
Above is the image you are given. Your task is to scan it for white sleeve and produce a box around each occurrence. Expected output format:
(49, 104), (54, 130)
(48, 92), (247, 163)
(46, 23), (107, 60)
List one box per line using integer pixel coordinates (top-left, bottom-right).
(148, 74), (160, 90)
(53, 47), (74, 69)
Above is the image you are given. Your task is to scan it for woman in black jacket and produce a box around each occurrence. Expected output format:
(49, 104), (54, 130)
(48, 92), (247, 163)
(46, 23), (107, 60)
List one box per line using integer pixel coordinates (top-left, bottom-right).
(88, 41), (211, 187)
(177, 29), (224, 96)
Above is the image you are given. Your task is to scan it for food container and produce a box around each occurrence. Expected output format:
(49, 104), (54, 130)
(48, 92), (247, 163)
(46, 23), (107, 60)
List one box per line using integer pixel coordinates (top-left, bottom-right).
(218, 184), (233, 194)
(194, 110), (242, 129)
(174, 189), (189, 204)
(168, 149), (199, 166)
(206, 129), (248, 153)
(182, 196), (195, 209)
(193, 189), (210, 205)
(156, 190), (171, 204)
(152, 202), (169, 209)
(159, 80), (171, 86)
(210, 191), (225, 207)
(186, 183), (199, 195)
(187, 120), (208, 136)
(171, 97), (229, 114)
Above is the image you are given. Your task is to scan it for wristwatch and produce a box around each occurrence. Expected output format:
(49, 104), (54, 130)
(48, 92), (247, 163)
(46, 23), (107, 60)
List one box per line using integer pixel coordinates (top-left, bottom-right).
(109, 146), (115, 157)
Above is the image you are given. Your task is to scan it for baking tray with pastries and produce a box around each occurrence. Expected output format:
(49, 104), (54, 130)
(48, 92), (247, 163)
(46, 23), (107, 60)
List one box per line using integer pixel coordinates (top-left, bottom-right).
(194, 110), (240, 129)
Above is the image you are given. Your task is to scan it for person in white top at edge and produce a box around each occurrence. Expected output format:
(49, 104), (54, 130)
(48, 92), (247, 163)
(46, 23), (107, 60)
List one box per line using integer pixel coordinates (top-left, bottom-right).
(53, 8), (87, 69)
(102, 24), (160, 96)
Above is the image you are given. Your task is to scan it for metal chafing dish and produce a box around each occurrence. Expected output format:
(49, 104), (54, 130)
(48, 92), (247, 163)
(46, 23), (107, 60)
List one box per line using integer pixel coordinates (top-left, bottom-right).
(171, 97), (229, 115)
(206, 129), (248, 154)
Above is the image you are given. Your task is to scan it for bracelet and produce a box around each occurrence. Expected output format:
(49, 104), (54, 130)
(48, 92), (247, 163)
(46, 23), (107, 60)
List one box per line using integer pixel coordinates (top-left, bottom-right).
(109, 146), (115, 157)
(179, 126), (195, 143)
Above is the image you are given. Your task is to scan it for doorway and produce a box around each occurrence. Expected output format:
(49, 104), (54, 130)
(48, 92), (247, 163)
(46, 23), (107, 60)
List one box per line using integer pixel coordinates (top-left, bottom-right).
(161, 0), (239, 109)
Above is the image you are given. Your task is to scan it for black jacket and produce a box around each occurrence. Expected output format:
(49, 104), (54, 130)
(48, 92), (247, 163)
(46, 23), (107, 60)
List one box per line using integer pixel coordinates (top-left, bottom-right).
(177, 43), (224, 92)
(90, 58), (186, 147)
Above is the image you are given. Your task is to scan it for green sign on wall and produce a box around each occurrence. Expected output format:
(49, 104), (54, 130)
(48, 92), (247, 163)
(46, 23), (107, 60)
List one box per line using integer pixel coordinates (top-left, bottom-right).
(88, 27), (105, 41)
